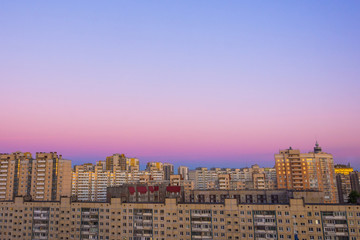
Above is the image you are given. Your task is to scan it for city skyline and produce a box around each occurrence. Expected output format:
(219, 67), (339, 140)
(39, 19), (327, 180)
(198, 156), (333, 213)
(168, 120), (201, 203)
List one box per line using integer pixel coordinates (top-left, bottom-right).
(1, 142), (358, 171)
(1, 1), (360, 169)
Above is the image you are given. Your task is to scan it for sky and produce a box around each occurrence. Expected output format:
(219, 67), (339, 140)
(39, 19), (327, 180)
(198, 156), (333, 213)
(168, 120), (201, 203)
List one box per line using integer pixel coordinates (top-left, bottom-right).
(0, 1), (360, 170)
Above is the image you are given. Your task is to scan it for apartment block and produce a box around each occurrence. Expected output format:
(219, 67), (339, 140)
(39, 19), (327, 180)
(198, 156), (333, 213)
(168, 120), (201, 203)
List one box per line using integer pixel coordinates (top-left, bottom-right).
(276, 143), (338, 203)
(106, 153), (139, 171)
(30, 152), (72, 201)
(1, 196), (360, 240)
(178, 166), (189, 180)
(335, 164), (360, 203)
(163, 163), (174, 181)
(275, 148), (310, 190)
(72, 163), (130, 202)
(0, 152), (33, 200)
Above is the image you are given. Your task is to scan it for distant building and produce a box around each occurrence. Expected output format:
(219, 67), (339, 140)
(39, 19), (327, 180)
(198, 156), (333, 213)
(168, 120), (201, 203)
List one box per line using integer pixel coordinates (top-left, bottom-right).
(0, 151), (71, 201)
(0, 151), (33, 200)
(334, 164), (360, 203)
(178, 166), (189, 180)
(275, 142), (338, 203)
(106, 153), (139, 171)
(163, 163), (174, 180)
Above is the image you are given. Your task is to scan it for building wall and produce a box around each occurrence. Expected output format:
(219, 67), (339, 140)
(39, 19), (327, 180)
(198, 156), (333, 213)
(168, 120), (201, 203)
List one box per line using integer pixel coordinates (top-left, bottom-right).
(275, 146), (338, 203)
(178, 166), (189, 180)
(1, 197), (360, 240)
(0, 153), (17, 201)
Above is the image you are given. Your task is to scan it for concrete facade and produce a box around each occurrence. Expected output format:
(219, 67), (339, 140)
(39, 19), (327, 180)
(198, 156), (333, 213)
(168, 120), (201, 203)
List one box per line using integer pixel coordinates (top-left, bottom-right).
(1, 196), (360, 240)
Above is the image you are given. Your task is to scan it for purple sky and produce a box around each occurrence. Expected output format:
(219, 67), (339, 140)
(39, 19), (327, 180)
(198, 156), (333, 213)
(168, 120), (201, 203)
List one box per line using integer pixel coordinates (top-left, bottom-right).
(1, 1), (360, 169)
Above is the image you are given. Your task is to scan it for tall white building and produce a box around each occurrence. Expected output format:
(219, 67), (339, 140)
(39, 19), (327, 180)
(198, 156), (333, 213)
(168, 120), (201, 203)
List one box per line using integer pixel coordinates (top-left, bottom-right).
(178, 166), (189, 180)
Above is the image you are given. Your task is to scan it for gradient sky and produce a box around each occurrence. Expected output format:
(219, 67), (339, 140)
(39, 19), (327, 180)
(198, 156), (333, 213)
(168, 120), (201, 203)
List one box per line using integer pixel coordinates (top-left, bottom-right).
(1, 1), (360, 170)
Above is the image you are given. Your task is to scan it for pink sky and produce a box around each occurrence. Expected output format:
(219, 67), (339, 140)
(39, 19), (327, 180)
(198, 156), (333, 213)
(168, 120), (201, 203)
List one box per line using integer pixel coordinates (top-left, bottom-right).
(1, 1), (360, 169)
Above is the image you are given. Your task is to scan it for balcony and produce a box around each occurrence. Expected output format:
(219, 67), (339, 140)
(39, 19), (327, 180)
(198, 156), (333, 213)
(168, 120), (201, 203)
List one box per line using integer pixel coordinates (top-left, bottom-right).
(32, 236), (49, 240)
(33, 228), (48, 233)
(192, 220), (212, 224)
(33, 216), (49, 220)
(255, 229), (277, 234)
(33, 223), (48, 227)
(191, 227), (212, 232)
(323, 223), (347, 228)
(254, 221), (276, 226)
(323, 216), (346, 220)
(192, 235), (212, 239)
(191, 212), (212, 217)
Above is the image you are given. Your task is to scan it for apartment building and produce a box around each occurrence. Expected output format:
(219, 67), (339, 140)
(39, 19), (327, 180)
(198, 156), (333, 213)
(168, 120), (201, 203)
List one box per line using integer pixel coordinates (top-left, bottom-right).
(144, 162), (164, 182)
(178, 166), (189, 180)
(189, 166), (277, 191)
(276, 148), (310, 190)
(0, 152), (32, 200)
(276, 143), (338, 203)
(30, 152), (72, 201)
(106, 153), (140, 171)
(1, 196), (360, 240)
(72, 163), (131, 202)
(72, 159), (169, 201)
(218, 174), (231, 190)
(189, 168), (219, 190)
(163, 163), (174, 181)
(335, 164), (360, 203)
(0, 152), (71, 202)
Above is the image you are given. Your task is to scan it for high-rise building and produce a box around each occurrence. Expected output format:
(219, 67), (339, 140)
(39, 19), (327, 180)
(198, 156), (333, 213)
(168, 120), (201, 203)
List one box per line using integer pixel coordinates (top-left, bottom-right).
(146, 162), (164, 182)
(335, 164), (354, 203)
(0, 151), (71, 202)
(350, 171), (360, 193)
(218, 174), (231, 189)
(275, 142), (338, 203)
(178, 166), (189, 180)
(0, 151), (33, 200)
(30, 152), (72, 201)
(106, 153), (127, 170)
(146, 162), (163, 171)
(163, 163), (174, 180)
(72, 163), (131, 202)
(275, 148), (310, 190)
(264, 167), (277, 189)
(190, 167), (219, 189)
